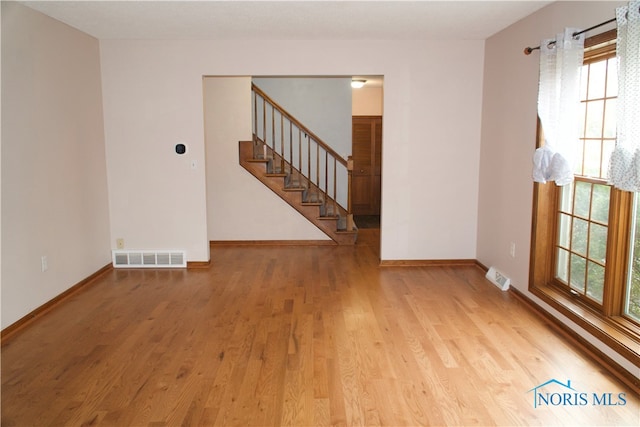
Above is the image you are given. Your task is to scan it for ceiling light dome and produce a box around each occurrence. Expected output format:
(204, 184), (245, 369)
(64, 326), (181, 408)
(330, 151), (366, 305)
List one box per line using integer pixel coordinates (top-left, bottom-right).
(351, 79), (367, 89)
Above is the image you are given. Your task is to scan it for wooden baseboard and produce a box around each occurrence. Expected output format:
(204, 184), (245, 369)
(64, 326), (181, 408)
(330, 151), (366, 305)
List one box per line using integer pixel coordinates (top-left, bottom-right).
(210, 240), (335, 246)
(475, 260), (489, 272)
(187, 260), (211, 269)
(1, 263), (113, 346)
(509, 286), (640, 395)
(379, 259), (478, 267)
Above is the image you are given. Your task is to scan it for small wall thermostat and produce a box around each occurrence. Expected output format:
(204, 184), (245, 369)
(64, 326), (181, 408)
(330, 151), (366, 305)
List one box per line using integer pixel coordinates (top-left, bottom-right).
(175, 143), (186, 155)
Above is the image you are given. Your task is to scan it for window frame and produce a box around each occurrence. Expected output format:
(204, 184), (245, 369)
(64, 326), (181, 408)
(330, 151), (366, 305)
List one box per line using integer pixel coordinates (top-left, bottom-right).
(529, 29), (640, 365)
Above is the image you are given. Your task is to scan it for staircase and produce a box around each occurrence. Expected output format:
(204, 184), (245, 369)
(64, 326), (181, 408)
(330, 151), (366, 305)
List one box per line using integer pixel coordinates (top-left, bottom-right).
(239, 83), (358, 245)
(239, 139), (358, 245)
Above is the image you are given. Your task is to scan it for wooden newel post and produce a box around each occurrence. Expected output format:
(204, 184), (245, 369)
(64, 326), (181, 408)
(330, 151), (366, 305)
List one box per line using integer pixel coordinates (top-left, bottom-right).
(347, 156), (354, 231)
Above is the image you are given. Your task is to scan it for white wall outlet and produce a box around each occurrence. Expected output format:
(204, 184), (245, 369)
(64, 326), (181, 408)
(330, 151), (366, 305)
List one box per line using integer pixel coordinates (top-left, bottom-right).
(41, 255), (48, 272)
(509, 242), (516, 258)
(116, 238), (125, 249)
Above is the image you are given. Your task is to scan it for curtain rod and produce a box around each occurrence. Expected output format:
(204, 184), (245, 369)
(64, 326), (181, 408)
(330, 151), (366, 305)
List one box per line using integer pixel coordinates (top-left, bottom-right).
(523, 17), (616, 55)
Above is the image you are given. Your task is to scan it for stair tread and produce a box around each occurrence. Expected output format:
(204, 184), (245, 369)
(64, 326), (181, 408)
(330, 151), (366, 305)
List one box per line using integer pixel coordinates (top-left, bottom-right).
(302, 202), (323, 206)
(283, 187), (306, 192)
(336, 229), (358, 234)
(247, 158), (269, 163)
(265, 173), (287, 177)
(317, 216), (340, 220)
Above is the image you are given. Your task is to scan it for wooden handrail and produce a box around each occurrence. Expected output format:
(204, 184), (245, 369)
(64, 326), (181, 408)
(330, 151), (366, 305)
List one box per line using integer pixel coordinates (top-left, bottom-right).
(252, 83), (354, 230)
(252, 83), (347, 167)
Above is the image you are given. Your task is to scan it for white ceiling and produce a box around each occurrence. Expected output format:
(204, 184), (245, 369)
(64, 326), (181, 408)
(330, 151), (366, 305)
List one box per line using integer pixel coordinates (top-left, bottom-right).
(20, 0), (552, 41)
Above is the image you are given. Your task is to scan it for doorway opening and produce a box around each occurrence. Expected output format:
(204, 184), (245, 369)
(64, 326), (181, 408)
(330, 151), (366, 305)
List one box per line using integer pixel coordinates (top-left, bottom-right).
(351, 76), (383, 258)
(351, 76), (383, 232)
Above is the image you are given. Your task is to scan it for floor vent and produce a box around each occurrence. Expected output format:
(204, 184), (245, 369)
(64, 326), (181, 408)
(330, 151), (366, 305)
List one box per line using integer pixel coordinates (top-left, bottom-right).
(485, 266), (511, 291)
(112, 250), (186, 268)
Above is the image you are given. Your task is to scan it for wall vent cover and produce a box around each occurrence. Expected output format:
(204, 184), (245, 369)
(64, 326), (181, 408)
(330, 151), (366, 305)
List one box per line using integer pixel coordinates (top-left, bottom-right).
(112, 250), (186, 268)
(485, 266), (511, 291)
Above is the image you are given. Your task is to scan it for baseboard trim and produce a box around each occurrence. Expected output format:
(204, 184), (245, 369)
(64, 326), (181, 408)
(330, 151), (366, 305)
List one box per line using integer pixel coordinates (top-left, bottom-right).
(379, 259), (478, 267)
(509, 286), (640, 395)
(1, 263), (113, 346)
(210, 240), (336, 246)
(187, 260), (211, 269)
(475, 260), (489, 272)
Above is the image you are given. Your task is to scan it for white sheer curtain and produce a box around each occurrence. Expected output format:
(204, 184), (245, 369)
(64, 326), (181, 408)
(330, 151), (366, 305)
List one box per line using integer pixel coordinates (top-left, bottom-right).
(608, 1), (640, 192)
(533, 28), (585, 186)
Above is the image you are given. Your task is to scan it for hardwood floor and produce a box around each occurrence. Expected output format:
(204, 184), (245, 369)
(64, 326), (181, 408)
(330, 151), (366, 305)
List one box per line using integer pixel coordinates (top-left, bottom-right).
(2, 231), (638, 426)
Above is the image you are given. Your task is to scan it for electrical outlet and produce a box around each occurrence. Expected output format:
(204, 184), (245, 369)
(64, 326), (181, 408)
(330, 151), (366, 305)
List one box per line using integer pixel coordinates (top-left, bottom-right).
(116, 238), (125, 249)
(41, 255), (48, 272)
(509, 242), (516, 258)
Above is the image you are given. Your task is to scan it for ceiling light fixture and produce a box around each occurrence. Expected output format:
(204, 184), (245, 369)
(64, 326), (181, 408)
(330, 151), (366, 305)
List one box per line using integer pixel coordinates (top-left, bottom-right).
(351, 79), (367, 89)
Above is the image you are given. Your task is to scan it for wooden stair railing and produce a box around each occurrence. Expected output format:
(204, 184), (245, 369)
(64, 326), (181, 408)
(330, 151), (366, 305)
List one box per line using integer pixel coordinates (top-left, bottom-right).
(239, 140), (357, 245)
(251, 83), (355, 232)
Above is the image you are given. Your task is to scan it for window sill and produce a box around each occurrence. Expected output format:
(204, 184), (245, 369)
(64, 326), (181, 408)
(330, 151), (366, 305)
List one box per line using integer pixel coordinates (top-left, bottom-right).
(529, 283), (640, 366)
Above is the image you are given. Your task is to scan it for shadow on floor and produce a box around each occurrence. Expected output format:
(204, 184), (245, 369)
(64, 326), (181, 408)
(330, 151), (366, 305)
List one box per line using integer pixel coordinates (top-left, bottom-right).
(354, 215), (380, 229)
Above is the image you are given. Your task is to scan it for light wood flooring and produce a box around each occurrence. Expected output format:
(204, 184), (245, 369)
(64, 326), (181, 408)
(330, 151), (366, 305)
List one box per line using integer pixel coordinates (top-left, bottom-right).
(2, 230), (639, 426)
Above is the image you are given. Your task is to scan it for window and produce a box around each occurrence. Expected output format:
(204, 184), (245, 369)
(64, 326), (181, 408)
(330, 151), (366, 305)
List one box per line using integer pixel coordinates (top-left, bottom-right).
(530, 29), (639, 365)
(627, 197), (640, 321)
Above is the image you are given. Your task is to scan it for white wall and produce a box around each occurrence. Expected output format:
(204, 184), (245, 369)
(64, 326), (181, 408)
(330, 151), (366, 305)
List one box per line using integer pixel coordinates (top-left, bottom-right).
(382, 44), (484, 260)
(203, 77), (329, 241)
(353, 86), (383, 116)
(1, 3), (111, 328)
(100, 39), (485, 261)
(100, 42), (211, 261)
(1, 2), (4, 324)
(478, 1), (637, 376)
